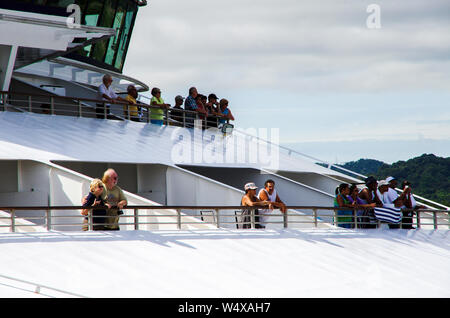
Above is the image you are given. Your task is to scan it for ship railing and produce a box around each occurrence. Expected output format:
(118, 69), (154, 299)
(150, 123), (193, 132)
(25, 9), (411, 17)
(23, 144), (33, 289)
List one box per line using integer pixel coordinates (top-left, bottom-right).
(0, 91), (230, 130)
(0, 91), (447, 211)
(0, 205), (448, 232)
(0, 273), (87, 298)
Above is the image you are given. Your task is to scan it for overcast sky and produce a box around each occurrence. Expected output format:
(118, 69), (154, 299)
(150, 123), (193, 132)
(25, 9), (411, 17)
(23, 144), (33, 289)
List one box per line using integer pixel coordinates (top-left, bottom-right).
(124, 0), (450, 164)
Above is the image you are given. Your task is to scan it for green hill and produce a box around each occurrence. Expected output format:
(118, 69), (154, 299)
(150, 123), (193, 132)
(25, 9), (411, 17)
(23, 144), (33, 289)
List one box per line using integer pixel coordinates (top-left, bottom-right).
(338, 158), (384, 176)
(338, 154), (450, 207)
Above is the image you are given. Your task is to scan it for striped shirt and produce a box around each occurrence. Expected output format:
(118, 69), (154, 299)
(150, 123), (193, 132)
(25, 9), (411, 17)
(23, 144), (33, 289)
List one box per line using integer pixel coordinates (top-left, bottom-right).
(374, 205), (402, 223)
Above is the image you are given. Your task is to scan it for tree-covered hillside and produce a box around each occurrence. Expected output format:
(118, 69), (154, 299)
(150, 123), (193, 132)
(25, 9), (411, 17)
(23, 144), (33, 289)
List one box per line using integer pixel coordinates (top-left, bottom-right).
(338, 158), (384, 176)
(338, 154), (450, 207)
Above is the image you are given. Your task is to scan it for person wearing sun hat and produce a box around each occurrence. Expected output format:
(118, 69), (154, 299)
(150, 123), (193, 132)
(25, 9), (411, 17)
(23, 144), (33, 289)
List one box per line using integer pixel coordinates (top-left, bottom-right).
(383, 176), (400, 205)
(377, 179), (390, 205)
(239, 182), (272, 229)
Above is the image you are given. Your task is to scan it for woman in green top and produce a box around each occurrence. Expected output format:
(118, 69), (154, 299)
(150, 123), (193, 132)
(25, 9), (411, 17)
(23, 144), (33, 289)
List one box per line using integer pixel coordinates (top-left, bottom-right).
(150, 87), (171, 125)
(333, 183), (354, 228)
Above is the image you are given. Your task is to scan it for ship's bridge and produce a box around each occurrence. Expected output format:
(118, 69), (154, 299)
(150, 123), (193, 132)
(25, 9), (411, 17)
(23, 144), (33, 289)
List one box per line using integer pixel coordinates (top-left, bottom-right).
(0, 0), (148, 93)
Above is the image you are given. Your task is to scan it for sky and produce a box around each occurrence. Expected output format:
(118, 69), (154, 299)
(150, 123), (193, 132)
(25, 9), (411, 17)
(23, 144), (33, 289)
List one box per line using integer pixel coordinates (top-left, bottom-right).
(124, 0), (450, 164)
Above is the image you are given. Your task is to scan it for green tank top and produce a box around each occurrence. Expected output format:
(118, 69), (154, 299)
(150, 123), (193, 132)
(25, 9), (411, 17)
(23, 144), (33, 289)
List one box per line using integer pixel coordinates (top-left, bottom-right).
(334, 194), (353, 222)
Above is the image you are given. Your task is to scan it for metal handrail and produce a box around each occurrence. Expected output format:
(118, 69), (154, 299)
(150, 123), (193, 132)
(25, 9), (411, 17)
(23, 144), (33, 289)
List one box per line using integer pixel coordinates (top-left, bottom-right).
(0, 90), (230, 129)
(0, 273), (87, 298)
(0, 205), (448, 232)
(0, 90), (446, 210)
(234, 128), (450, 211)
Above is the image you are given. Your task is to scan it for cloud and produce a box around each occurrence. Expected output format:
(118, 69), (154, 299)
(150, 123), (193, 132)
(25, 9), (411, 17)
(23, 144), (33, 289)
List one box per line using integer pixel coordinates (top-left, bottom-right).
(123, 0), (450, 161)
(125, 0), (450, 94)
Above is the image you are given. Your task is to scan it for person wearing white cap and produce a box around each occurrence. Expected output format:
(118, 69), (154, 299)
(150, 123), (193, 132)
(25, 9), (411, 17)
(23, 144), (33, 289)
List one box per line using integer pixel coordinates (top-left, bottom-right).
(385, 176), (400, 203)
(376, 179), (407, 229)
(239, 182), (272, 229)
(377, 179), (391, 206)
(384, 176), (412, 207)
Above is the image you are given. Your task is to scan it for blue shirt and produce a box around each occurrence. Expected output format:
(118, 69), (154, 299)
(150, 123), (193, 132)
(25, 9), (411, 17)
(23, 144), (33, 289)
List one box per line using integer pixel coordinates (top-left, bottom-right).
(184, 95), (197, 111)
(219, 108), (229, 124)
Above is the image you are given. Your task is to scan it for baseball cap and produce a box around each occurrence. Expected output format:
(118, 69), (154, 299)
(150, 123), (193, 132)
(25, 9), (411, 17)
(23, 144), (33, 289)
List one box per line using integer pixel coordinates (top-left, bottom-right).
(377, 180), (389, 188)
(244, 182), (257, 191)
(385, 176), (396, 183)
(175, 95), (185, 100)
(208, 93), (218, 100)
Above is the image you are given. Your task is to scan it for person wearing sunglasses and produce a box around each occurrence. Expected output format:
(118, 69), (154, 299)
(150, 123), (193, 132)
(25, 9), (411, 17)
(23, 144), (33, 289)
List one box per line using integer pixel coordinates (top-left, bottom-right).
(101, 169), (128, 230)
(81, 179), (111, 231)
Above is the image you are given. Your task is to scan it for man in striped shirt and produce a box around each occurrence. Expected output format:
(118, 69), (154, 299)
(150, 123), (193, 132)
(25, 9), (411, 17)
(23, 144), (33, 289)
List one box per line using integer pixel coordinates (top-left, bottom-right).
(375, 180), (404, 228)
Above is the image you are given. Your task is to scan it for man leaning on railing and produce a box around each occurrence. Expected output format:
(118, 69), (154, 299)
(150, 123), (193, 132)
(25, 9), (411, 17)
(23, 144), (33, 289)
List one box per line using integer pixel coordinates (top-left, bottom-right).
(96, 74), (127, 119)
(124, 85), (141, 122)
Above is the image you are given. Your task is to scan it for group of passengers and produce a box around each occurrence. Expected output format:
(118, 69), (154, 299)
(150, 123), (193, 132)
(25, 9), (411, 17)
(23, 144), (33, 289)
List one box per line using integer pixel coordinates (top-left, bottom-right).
(334, 176), (425, 229)
(79, 169), (424, 231)
(97, 74), (234, 128)
(81, 174), (287, 231)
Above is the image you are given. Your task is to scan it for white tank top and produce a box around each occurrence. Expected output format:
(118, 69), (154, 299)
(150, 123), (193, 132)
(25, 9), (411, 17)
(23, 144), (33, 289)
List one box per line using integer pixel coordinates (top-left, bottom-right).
(257, 189), (277, 224)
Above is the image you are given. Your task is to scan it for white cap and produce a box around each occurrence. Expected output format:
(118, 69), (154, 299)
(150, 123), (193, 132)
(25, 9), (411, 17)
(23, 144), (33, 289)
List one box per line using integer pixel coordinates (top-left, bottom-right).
(385, 176), (396, 183)
(378, 180), (389, 188)
(244, 182), (257, 190)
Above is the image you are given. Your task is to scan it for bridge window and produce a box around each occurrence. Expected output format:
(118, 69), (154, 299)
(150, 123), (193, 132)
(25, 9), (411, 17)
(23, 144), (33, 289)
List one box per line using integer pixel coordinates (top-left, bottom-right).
(3, 0), (140, 73)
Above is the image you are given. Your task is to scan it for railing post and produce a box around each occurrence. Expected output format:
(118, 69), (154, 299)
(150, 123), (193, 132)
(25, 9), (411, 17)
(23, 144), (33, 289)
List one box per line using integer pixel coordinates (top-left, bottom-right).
(250, 208), (255, 229)
(0, 92), (5, 111)
(28, 96), (32, 112)
(416, 211), (421, 229)
(448, 211), (450, 229)
(46, 209), (52, 231)
(283, 210), (288, 228)
(176, 209), (181, 230)
(10, 209), (15, 233)
(433, 211), (438, 230)
(354, 208), (357, 229)
(215, 209), (220, 228)
(88, 210), (93, 231)
(134, 208), (139, 230)
(313, 209), (318, 227)
(182, 111), (186, 127)
(103, 102), (107, 119)
(78, 100), (82, 117)
(50, 97), (54, 115)
(334, 209), (338, 227)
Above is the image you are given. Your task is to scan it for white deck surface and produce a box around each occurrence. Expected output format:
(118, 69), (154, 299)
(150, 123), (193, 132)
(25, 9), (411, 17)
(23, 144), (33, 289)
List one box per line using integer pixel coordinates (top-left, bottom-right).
(0, 112), (347, 176)
(0, 228), (448, 298)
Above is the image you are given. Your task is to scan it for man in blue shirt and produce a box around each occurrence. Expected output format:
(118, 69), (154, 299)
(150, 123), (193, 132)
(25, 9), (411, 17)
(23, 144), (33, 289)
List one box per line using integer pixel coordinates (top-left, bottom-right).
(184, 87), (198, 127)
